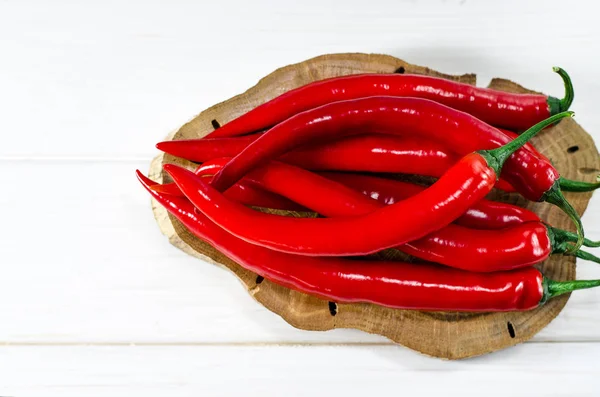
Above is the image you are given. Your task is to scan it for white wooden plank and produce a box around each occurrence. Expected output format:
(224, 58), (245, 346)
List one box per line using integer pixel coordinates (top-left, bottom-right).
(0, 0), (599, 158)
(1, 161), (600, 344)
(0, 344), (598, 397)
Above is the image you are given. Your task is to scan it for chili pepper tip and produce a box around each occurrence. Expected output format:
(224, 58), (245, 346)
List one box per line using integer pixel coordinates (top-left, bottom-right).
(156, 140), (188, 158)
(149, 183), (184, 197)
(136, 170), (158, 188)
(156, 141), (169, 151)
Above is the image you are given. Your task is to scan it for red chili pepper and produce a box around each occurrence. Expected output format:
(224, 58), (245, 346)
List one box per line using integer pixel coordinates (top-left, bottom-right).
(160, 157), (598, 271)
(138, 170), (600, 312)
(208, 97), (584, 249)
(205, 67), (573, 137)
(167, 113), (576, 256)
(158, 133), (542, 167)
(153, 159), (528, 229)
(158, 134), (460, 179)
(157, 134), (597, 194)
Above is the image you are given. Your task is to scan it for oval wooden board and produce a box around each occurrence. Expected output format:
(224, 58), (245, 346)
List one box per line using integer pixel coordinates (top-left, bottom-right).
(148, 53), (600, 359)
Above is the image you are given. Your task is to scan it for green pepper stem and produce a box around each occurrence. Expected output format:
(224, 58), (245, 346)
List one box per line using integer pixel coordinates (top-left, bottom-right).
(544, 277), (600, 300)
(543, 184), (584, 252)
(552, 231), (600, 264)
(548, 225), (600, 248)
(559, 176), (600, 193)
(481, 111), (574, 176)
(574, 249), (600, 264)
(554, 67), (575, 113)
(547, 67), (574, 115)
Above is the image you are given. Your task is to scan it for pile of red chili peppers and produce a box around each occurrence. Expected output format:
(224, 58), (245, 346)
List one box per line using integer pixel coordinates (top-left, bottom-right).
(138, 67), (600, 312)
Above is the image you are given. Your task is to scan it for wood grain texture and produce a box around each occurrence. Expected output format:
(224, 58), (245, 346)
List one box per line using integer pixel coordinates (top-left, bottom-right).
(148, 53), (600, 359)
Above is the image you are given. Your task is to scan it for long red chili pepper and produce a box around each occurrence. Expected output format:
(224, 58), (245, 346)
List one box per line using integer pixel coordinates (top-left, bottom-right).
(138, 170), (600, 312)
(167, 113), (575, 256)
(208, 97), (584, 249)
(157, 134), (597, 193)
(158, 133), (541, 167)
(153, 159), (529, 229)
(158, 134), (462, 181)
(205, 67), (573, 137)
(159, 157), (598, 271)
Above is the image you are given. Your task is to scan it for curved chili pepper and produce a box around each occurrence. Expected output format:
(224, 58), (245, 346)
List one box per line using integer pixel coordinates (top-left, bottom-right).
(154, 159), (527, 229)
(167, 113), (575, 256)
(159, 134), (459, 179)
(165, 158), (598, 271)
(159, 133), (541, 169)
(209, 97), (584, 250)
(157, 135), (518, 192)
(138, 170), (600, 312)
(205, 67), (573, 138)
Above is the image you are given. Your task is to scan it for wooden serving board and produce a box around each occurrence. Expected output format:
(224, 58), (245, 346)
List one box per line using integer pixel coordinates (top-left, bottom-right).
(148, 53), (600, 359)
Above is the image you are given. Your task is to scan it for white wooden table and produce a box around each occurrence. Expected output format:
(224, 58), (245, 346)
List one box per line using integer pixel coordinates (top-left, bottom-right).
(2, 0), (600, 395)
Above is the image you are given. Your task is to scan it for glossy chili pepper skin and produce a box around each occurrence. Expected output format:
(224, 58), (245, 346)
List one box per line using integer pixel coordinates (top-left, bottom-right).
(159, 133), (598, 194)
(156, 171), (305, 211)
(155, 159), (533, 229)
(137, 170), (546, 311)
(320, 172), (540, 230)
(400, 222), (553, 271)
(209, 97), (556, 202)
(157, 134), (518, 192)
(205, 71), (570, 138)
(205, 160), (556, 271)
(164, 111), (579, 257)
(283, 134), (460, 177)
(197, 160), (556, 271)
(165, 153), (499, 256)
(158, 134), (458, 179)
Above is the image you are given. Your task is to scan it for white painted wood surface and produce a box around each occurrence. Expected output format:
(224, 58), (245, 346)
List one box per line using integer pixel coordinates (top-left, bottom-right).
(1, 0), (600, 395)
